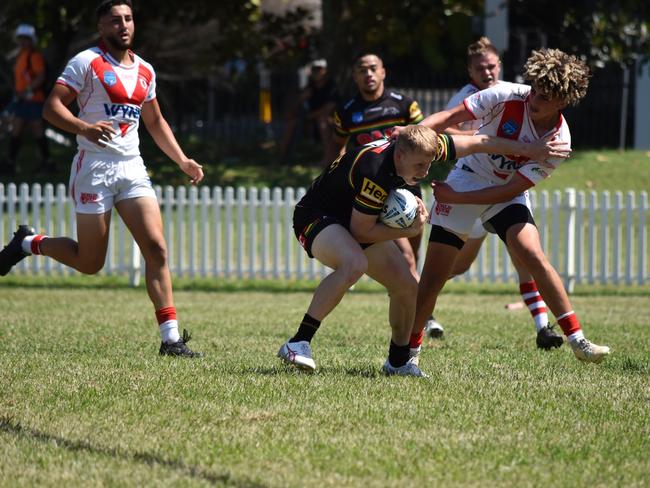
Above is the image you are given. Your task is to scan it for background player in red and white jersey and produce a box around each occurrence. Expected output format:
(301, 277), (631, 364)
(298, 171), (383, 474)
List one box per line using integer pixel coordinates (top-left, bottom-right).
(0, 0), (203, 356)
(437, 37), (562, 351)
(411, 48), (610, 364)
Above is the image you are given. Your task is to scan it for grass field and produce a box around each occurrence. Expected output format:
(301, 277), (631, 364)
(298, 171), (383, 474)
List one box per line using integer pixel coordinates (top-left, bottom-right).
(1, 283), (649, 487)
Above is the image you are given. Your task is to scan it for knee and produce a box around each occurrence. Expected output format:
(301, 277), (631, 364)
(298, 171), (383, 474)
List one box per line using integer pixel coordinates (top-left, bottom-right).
(141, 239), (168, 266)
(340, 255), (367, 285)
(78, 257), (105, 275)
(388, 272), (419, 302)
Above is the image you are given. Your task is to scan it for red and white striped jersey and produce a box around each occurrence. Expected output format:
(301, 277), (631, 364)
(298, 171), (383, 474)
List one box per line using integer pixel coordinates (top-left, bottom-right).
(56, 43), (156, 156)
(459, 82), (570, 186)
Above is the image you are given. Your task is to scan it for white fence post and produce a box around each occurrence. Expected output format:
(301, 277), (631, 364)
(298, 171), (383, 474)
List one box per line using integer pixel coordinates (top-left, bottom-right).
(638, 192), (648, 285)
(564, 189), (576, 293)
(600, 191), (610, 284)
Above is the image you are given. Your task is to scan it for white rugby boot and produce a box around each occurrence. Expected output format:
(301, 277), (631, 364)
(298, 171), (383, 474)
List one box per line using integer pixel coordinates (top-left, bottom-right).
(569, 337), (610, 364)
(277, 340), (316, 371)
(382, 357), (428, 377)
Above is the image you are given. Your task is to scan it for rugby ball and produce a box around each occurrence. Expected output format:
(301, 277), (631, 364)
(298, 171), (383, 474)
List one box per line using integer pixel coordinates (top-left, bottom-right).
(380, 188), (418, 228)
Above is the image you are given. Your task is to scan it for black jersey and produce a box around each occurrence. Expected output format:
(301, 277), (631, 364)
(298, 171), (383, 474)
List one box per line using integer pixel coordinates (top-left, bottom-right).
(296, 135), (456, 228)
(333, 89), (424, 151)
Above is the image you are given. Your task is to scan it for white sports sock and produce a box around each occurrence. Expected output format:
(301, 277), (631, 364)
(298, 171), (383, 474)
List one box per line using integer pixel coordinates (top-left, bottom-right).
(21, 235), (36, 254)
(159, 320), (180, 344)
(567, 330), (585, 343)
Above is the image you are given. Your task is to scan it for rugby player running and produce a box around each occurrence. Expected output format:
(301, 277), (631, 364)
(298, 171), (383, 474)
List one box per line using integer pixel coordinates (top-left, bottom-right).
(0, 0), (204, 356)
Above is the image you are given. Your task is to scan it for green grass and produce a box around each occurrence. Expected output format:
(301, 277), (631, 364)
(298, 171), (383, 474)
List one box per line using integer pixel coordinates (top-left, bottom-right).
(1, 284), (648, 486)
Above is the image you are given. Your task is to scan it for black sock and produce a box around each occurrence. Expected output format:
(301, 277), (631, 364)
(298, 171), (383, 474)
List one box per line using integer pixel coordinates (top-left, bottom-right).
(290, 313), (321, 343)
(388, 341), (410, 368)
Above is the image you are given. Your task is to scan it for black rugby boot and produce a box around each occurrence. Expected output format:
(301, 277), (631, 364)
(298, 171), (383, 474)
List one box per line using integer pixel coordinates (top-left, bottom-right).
(0, 225), (35, 276)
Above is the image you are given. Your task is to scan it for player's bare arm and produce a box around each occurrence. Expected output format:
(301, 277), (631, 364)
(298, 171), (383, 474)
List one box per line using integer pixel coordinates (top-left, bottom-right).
(141, 98), (204, 184)
(450, 133), (570, 161)
(349, 203), (427, 243)
(43, 83), (116, 146)
(420, 103), (471, 132)
(433, 173), (532, 205)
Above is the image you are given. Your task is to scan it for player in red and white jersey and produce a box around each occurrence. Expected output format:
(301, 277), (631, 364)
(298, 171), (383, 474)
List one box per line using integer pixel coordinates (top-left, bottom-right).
(412, 48), (610, 363)
(0, 0), (203, 357)
(437, 39), (561, 351)
(56, 40), (156, 156)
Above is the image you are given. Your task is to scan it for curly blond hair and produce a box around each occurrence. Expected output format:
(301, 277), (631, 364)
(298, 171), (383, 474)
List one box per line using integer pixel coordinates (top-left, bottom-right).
(523, 48), (590, 106)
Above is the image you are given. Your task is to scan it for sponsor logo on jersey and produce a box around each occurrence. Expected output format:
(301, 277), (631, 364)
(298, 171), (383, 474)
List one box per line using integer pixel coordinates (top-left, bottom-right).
(365, 106), (383, 114)
(435, 202), (451, 216)
(103, 71), (117, 87)
(389, 92), (403, 100)
(529, 166), (549, 178)
(501, 119), (520, 136)
(80, 192), (99, 204)
(382, 107), (400, 116)
(352, 111), (364, 123)
(360, 178), (388, 204)
(103, 104), (142, 120)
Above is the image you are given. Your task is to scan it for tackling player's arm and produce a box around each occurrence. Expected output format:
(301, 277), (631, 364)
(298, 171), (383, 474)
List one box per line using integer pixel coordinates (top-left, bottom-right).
(43, 84), (116, 146)
(451, 133), (570, 162)
(349, 201), (427, 243)
(141, 99), (204, 184)
(433, 173), (532, 205)
(420, 103), (471, 132)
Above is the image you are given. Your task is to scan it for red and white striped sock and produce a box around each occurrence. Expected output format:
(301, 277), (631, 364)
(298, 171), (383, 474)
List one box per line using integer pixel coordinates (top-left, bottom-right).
(156, 306), (180, 344)
(519, 281), (549, 332)
(21, 235), (47, 255)
(409, 329), (424, 349)
(557, 311), (583, 340)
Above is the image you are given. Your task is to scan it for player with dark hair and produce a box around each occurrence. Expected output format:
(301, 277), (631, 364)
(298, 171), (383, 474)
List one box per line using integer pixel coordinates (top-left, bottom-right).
(332, 52), (445, 338)
(0, 0), (203, 356)
(278, 124), (569, 376)
(410, 48), (610, 364)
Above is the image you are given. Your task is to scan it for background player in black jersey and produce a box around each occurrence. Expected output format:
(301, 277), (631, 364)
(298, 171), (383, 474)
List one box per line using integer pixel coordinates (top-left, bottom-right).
(332, 52), (445, 338)
(277, 124), (568, 377)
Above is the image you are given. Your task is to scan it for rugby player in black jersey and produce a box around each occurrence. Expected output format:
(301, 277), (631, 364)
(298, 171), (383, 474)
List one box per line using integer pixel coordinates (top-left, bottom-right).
(278, 124), (569, 376)
(332, 52), (446, 338)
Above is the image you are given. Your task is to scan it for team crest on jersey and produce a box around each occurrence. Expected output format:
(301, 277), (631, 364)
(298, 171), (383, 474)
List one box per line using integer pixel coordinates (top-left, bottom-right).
(103, 71), (117, 87)
(352, 112), (364, 123)
(501, 119), (520, 136)
(139, 76), (148, 90)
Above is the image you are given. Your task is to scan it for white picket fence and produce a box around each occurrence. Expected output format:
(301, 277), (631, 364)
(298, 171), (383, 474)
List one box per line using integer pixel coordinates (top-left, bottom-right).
(0, 183), (648, 289)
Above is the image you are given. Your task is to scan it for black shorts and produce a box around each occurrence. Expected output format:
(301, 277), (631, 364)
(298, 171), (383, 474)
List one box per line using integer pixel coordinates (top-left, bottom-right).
(293, 206), (373, 258)
(484, 204), (536, 243)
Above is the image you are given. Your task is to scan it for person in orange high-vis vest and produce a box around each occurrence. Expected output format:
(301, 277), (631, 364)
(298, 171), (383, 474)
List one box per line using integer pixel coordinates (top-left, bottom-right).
(7, 23), (51, 175)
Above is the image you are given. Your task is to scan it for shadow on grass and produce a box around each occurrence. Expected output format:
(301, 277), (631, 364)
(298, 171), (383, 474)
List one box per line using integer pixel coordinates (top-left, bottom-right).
(244, 364), (380, 378)
(0, 416), (267, 488)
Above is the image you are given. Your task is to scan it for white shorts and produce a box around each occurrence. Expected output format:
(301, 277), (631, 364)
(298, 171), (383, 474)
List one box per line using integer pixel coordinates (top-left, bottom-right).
(468, 218), (488, 239)
(69, 151), (156, 214)
(428, 166), (531, 236)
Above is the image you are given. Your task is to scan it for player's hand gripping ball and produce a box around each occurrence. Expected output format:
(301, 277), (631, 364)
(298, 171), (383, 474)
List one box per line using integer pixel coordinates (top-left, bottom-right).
(380, 188), (419, 228)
